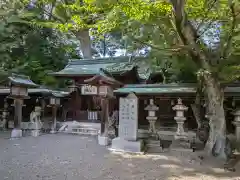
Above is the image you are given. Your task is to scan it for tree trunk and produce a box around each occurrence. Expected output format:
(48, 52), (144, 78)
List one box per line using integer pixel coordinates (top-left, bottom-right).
(191, 102), (201, 129)
(203, 73), (226, 159)
(169, 0), (227, 159)
(75, 29), (92, 58)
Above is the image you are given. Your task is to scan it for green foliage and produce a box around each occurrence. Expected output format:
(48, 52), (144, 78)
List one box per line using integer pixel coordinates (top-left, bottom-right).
(1, 0), (240, 85)
(0, 0), (81, 87)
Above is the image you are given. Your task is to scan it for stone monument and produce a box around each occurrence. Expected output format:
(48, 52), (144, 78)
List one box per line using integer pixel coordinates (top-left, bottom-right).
(111, 93), (143, 153)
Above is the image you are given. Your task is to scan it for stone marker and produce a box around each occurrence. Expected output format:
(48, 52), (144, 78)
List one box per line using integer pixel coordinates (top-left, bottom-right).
(111, 93), (143, 153)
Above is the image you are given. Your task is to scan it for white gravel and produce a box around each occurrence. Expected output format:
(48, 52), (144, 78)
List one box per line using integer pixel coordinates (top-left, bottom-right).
(0, 134), (240, 180)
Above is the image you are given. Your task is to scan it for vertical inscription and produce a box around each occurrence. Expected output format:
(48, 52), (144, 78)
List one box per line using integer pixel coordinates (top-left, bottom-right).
(119, 93), (138, 141)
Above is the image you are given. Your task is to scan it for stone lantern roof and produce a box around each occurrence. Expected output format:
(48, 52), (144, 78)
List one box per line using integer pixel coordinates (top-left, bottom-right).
(172, 98), (188, 111)
(144, 99), (159, 111)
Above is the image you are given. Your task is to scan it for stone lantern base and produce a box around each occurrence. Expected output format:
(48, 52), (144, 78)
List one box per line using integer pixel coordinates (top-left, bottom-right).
(31, 129), (41, 137)
(98, 135), (109, 146)
(50, 130), (57, 134)
(111, 137), (144, 154)
(11, 129), (22, 138)
(170, 139), (192, 152)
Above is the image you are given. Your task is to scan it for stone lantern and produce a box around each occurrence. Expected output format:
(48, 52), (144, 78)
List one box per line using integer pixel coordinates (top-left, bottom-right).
(8, 74), (37, 138)
(144, 99), (159, 138)
(172, 98), (188, 139)
(232, 109), (240, 142)
(48, 92), (62, 134)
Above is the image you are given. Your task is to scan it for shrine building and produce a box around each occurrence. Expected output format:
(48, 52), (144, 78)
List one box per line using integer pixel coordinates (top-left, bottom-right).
(51, 56), (240, 150)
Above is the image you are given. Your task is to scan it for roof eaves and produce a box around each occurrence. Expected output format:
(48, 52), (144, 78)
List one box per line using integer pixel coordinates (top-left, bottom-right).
(8, 74), (38, 87)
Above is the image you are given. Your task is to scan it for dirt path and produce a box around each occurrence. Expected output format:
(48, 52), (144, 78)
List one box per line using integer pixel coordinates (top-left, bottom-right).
(0, 134), (239, 180)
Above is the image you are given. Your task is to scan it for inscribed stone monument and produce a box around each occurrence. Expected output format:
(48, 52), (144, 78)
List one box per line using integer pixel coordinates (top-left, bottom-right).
(111, 93), (143, 153)
(119, 93), (138, 141)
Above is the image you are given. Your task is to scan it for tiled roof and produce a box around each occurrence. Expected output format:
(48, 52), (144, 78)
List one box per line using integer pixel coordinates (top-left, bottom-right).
(51, 56), (153, 80)
(114, 83), (240, 95)
(114, 84), (196, 94)
(0, 87), (69, 96)
(8, 74), (38, 87)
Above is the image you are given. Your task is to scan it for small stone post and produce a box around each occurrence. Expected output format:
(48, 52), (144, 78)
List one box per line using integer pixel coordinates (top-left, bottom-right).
(172, 98), (188, 139)
(233, 109), (240, 142)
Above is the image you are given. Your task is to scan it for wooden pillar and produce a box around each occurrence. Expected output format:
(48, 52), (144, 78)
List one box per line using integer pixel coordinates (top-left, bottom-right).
(73, 92), (77, 120)
(100, 97), (109, 135)
(100, 98), (105, 134)
(14, 99), (23, 129)
(51, 106), (57, 132)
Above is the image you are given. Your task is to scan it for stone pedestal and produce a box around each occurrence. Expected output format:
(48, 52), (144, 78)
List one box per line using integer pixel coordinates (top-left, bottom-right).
(11, 129), (22, 138)
(146, 138), (163, 153)
(50, 130), (57, 134)
(111, 137), (143, 153)
(146, 117), (158, 138)
(31, 130), (41, 137)
(30, 122), (42, 130)
(98, 135), (109, 146)
(30, 122), (42, 137)
(8, 121), (14, 129)
(170, 139), (192, 152)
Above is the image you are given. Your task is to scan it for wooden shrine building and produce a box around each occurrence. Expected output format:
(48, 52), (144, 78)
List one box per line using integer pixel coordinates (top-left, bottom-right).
(51, 56), (240, 137)
(51, 56), (158, 122)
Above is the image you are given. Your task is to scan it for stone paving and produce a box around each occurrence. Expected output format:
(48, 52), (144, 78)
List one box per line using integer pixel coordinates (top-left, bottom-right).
(0, 134), (240, 180)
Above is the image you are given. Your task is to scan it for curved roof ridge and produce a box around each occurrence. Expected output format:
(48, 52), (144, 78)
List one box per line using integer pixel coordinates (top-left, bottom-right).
(68, 56), (132, 65)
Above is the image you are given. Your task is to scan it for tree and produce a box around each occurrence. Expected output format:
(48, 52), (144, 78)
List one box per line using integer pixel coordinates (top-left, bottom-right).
(0, 0), (80, 87)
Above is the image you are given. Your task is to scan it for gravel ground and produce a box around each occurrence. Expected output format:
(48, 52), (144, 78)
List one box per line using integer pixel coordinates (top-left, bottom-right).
(0, 134), (240, 180)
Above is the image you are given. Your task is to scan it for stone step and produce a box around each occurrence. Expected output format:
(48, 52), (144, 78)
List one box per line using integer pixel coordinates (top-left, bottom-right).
(68, 127), (99, 136)
(170, 139), (192, 152)
(147, 146), (163, 153)
(145, 139), (163, 153)
(147, 140), (161, 146)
